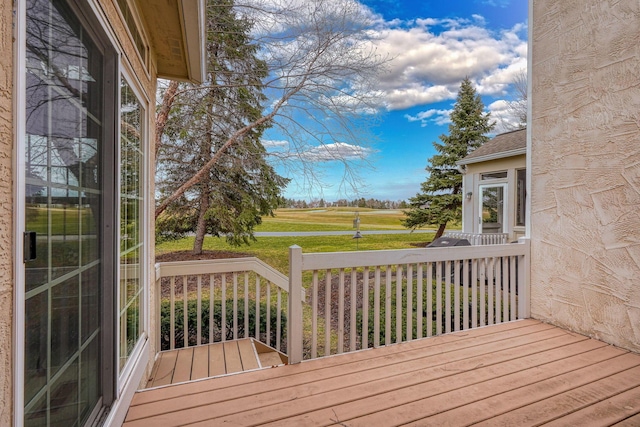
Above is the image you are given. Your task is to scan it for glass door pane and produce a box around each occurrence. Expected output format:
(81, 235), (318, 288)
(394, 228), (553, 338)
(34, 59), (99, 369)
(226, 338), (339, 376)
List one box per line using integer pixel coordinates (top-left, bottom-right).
(479, 185), (505, 234)
(24, 0), (107, 424)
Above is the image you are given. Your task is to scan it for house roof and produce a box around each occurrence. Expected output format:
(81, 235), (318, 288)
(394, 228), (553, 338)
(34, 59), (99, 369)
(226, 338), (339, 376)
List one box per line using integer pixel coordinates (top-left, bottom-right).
(138, 0), (206, 84)
(457, 128), (527, 165)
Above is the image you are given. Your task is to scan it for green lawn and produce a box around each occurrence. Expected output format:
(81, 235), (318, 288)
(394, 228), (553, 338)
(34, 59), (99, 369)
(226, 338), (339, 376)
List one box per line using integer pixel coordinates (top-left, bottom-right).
(156, 232), (434, 274)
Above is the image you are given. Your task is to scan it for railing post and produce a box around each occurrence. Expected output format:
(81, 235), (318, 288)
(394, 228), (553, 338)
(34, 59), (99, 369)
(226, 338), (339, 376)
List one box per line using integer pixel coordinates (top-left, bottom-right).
(288, 245), (304, 364)
(155, 264), (162, 353)
(518, 237), (531, 318)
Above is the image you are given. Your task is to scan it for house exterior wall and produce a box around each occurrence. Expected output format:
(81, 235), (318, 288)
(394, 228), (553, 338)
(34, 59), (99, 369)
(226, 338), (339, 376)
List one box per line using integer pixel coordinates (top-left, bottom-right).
(462, 154), (526, 240)
(0, 0), (14, 424)
(531, 0), (640, 352)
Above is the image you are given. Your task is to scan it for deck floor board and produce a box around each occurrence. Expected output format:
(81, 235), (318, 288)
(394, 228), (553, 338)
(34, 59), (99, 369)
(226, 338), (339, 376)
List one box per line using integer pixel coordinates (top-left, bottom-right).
(125, 320), (640, 427)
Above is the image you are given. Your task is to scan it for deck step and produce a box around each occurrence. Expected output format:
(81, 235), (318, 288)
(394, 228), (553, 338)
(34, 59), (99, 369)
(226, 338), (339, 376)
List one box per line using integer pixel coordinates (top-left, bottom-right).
(145, 339), (286, 388)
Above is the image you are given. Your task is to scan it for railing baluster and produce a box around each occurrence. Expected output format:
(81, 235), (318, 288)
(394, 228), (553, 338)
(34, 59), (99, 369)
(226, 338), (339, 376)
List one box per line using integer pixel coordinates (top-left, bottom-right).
(170, 276), (175, 350)
(445, 260), (451, 334)
(427, 262), (433, 337)
(454, 260), (460, 332)
(406, 264), (413, 341)
(244, 273), (249, 339)
(197, 275), (202, 346)
(221, 274), (227, 341)
(436, 261), (442, 336)
(266, 280), (271, 347)
(417, 263), (423, 339)
(338, 269), (345, 354)
(481, 258), (488, 326)
(395, 266), (402, 344)
(487, 258), (494, 326)
(350, 268), (357, 352)
(276, 287), (282, 351)
(472, 259), (478, 329)
(209, 274), (214, 344)
(385, 266), (391, 345)
(325, 270), (332, 356)
(502, 257), (509, 322)
(374, 267), (381, 347)
(255, 276), (260, 340)
(463, 259), (469, 330)
(233, 273), (238, 341)
(510, 256), (517, 321)
(495, 257), (502, 324)
(362, 267), (369, 350)
(312, 270), (318, 359)
(183, 275), (188, 348)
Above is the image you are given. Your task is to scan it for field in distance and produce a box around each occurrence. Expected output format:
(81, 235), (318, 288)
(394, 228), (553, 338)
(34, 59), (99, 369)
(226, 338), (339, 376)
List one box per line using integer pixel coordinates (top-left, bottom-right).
(256, 207), (428, 232)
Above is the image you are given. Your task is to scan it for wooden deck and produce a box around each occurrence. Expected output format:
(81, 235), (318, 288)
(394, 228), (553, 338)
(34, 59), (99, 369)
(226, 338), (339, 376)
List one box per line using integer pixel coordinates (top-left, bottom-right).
(146, 338), (287, 387)
(125, 319), (640, 426)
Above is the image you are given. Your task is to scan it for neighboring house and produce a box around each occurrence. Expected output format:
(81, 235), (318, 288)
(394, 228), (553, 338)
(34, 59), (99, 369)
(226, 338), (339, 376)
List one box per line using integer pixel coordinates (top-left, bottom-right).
(0, 0), (205, 426)
(457, 128), (527, 242)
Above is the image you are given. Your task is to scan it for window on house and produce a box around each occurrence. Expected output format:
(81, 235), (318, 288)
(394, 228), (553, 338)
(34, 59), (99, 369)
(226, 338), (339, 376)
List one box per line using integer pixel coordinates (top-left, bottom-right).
(516, 169), (526, 226)
(119, 78), (146, 371)
(116, 0), (148, 67)
(481, 171), (507, 180)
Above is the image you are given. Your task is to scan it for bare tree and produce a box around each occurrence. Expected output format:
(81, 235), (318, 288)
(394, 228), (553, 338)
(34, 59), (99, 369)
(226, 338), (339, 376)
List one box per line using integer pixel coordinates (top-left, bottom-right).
(494, 69), (527, 132)
(155, 0), (387, 218)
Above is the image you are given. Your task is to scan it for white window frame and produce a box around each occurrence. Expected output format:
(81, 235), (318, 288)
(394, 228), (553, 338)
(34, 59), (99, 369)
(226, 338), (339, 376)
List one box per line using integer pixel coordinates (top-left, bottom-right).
(117, 67), (150, 386)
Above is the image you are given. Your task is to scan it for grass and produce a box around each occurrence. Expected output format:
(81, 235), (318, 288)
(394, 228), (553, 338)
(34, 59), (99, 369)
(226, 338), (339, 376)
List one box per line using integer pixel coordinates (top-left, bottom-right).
(156, 232), (434, 274)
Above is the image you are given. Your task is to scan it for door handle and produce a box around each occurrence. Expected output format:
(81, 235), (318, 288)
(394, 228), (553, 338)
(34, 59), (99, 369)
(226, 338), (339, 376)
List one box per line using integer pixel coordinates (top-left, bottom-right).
(24, 231), (37, 262)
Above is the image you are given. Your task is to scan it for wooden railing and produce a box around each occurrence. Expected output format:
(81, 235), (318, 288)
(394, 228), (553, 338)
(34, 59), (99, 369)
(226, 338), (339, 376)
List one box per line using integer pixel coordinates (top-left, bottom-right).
(444, 231), (509, 245)
(155, 258), (295, 353)
(288, 238), (530, 363)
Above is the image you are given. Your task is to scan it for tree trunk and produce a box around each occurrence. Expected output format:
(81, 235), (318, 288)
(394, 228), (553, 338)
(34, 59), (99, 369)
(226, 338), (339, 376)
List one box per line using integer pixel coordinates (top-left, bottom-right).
(193, 187), (209, 255)
(434, 223), (447, 239)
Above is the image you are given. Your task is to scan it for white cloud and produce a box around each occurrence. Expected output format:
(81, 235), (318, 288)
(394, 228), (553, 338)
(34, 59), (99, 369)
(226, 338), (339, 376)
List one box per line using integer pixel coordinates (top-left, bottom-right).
(262, 139), (290, 148)
(301, 142), (374, 161)
(405, 109), (452, 127)
(367, 16), (527, 110)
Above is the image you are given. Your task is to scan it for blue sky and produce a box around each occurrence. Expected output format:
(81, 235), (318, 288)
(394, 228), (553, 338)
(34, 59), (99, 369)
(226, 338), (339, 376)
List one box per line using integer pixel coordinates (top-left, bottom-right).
(264, 0), (528, 202)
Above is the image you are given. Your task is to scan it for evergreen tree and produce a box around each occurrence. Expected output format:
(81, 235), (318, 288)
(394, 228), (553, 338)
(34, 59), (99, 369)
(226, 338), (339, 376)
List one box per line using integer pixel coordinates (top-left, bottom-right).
(402, 78), (494, 239)
(156, 0), (288, 253)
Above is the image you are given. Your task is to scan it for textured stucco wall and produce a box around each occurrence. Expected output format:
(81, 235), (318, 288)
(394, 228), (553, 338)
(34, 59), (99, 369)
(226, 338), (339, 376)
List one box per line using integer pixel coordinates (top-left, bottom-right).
(0, 1), (13, 425)
(531, 0), (640, 352)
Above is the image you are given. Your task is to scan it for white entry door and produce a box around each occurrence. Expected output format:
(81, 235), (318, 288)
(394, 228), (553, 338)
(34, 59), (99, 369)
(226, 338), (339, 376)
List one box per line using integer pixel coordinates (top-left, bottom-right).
(479, 184), (507, 234)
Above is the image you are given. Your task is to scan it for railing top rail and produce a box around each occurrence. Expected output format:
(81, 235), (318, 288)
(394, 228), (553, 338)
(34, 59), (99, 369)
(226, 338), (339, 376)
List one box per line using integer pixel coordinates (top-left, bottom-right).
(155, 257), (288, 292)
(299, 239), (529, 271)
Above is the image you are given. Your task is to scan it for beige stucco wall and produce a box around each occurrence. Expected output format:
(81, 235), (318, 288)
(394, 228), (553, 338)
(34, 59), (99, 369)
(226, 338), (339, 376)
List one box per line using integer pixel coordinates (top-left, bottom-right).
(0, 1), (13, 424)
(531, 0), (640, 352)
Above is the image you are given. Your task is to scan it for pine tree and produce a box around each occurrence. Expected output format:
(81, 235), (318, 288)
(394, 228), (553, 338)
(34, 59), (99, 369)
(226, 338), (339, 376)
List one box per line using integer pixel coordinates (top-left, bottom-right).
(402, 78), (494, 239)
(156, 0), (288, 253)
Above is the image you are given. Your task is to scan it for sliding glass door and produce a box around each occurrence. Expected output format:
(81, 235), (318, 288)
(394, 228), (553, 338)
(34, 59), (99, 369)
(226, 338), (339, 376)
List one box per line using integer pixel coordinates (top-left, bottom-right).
(24, 0), (115, 424)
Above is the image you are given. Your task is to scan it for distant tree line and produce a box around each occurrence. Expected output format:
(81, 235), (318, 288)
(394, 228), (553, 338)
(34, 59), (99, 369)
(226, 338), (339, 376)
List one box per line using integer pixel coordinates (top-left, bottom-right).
(281, 198), (409, 209)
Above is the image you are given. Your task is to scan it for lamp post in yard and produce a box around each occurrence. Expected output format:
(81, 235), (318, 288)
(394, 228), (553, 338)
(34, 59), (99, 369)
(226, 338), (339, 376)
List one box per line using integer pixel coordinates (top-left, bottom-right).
(353, 210), (362, 249)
